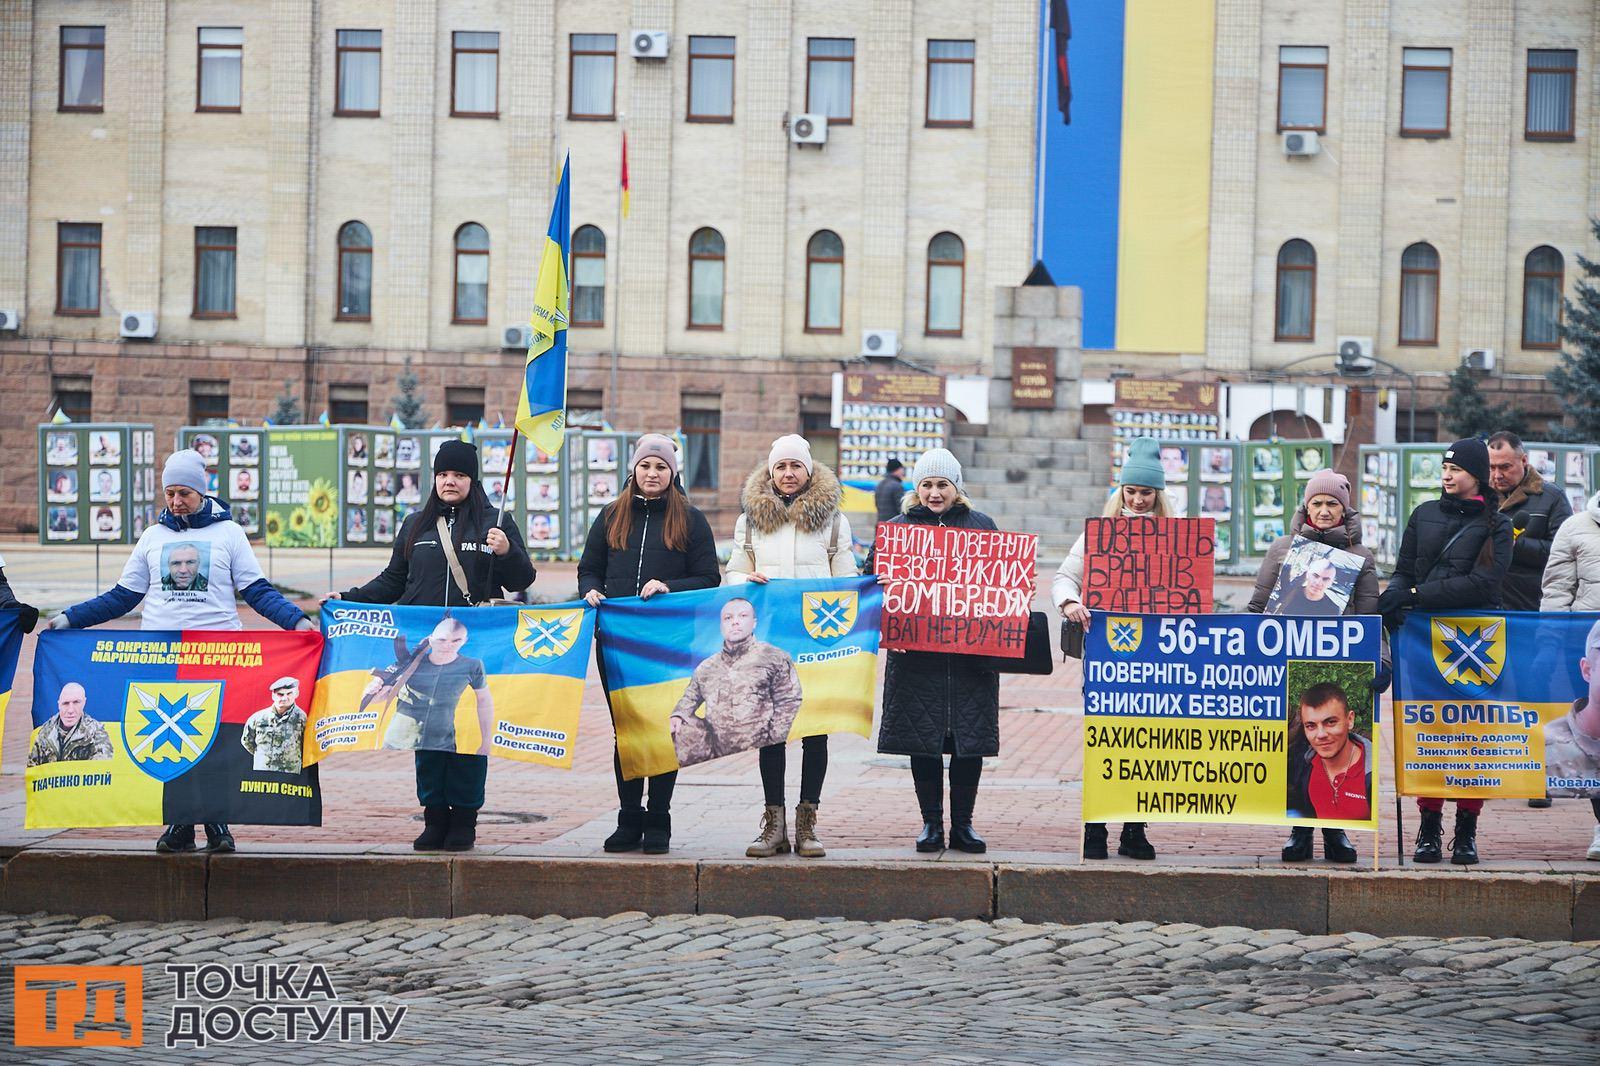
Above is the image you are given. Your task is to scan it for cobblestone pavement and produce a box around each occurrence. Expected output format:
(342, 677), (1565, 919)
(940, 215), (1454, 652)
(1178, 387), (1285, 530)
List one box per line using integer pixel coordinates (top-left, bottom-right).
(3, 910), (1597, 1063)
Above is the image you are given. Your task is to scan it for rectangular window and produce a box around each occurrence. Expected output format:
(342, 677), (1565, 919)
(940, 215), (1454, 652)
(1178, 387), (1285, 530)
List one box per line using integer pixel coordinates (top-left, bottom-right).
(198, 27), (244, 111)
(681, 396), (721, 491)
(56, 222), (101, 315)
(807, 38), (854, 124)
(446, 386), (485, 427)
(329, 383), (369, 424)
(452, 31), (499, 117)
(566, 388), (605, 429)
(193, 226), (238, 318)
(52, 375), (93, 423)
(1526, 49), (1577, 141)
(926, 40), (974, 127)
(688, 36), (735, 121)
(1401, 47), (1451, 136)
(569, 34), (617, 120)
(799, 398), (839, 471)
(59, 27), (105, 112)
(189, 380), (230, 425)
(336, 29), (381, 116)
(1278, 46), (1327, 131)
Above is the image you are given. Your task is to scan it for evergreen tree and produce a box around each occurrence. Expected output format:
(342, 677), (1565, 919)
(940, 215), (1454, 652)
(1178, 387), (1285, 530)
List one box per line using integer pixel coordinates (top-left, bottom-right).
(391, 356), (426, 429)
(270, 380), (302, 425)
(1442, 363), (1526, 439)
(1549, 218), (1600, 442)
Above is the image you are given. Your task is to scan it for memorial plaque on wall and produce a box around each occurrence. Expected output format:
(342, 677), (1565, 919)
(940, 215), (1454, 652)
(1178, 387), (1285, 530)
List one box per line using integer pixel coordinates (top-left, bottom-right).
(837, 372), (946, 484)
(1011, 348), (1057, 409)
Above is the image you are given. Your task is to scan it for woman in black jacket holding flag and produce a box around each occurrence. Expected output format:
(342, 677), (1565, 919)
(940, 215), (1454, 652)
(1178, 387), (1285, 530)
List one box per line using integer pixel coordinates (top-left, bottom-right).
(330, 440), (535, 852)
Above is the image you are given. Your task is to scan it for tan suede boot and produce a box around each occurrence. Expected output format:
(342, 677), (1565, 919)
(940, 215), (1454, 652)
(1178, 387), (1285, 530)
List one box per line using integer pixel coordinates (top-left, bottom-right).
(794, 801), (826, 858)
(745, 804), (790, 857)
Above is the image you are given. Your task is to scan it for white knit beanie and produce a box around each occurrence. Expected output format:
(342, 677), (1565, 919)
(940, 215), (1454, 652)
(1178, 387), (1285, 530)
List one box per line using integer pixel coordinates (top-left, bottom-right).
(912, 448), (963, 491)
(767, 434), (814, 475)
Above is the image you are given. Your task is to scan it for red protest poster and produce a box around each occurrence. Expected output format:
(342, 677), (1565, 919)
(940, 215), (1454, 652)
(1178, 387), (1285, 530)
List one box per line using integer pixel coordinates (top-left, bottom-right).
(1081, 516), (1215, 613)
(873, 524), (1038, 657)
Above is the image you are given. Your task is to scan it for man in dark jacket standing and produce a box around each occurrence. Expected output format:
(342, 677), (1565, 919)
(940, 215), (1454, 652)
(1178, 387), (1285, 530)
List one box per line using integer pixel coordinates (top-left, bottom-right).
(875, 460), (906, 524)
(1488, 431), (1571, 613)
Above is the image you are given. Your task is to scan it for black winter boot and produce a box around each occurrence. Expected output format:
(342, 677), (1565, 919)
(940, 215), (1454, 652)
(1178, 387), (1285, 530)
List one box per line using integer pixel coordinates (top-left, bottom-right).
(1118, 822), (1155, 860)
(642, 811), (671, 855)
(916, 815), (945, 853)
(1281, 826), (1314, 862)
(1321, 828), (1357, 863)
(1413, 808), (1444, 863)
(156, 824), (196, 853)
(203, 823), (236, 853)
(1449, 809), (1479, 865)
(1083, 823), (1109, 860)
(413, 806), (450, 851)
(442, 807), (478, 851)
(603, 809), (645, 852)
(948, 780), (986, 853)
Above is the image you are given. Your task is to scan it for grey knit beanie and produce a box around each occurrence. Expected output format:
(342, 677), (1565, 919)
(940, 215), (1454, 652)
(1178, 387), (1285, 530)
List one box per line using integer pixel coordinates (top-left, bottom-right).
(911, 447), (963, 491)
(161, 450), (209, 495)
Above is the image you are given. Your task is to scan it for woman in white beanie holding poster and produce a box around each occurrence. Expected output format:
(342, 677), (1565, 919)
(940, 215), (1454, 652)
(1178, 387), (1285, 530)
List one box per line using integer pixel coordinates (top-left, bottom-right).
(52, 449), (315, 856)
(727, 434), (859, 858)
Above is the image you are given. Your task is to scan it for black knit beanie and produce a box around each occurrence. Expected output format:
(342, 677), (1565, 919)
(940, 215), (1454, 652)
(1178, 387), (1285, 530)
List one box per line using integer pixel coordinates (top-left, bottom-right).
(433, 439), (480, 480)
(1443, 438), (1490, 490)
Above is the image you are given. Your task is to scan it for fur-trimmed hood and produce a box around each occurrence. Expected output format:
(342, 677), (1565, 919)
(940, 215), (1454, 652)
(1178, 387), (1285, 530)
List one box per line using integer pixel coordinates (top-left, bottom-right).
(1499, 465), (1547, 514)
(741, 461), (843, 535)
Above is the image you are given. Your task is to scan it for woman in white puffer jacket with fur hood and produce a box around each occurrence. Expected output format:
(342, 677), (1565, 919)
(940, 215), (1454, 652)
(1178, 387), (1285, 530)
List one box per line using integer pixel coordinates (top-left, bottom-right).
(726, 434), (859, 860)
(1542, 490), (1600, 613)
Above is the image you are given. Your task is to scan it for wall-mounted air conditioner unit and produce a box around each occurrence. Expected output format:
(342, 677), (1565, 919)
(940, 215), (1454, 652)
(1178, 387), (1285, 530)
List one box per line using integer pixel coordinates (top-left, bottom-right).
(631, 31), (668, 59)
(120, 312), (157, 339)
(790, 114), (828, 146)
(1283, 130), (1320, 157)
(502, 325), (532, 350)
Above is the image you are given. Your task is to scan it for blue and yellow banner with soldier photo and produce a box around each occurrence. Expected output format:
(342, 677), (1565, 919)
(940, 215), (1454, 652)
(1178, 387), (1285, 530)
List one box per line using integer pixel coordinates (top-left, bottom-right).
(310, 602), (593, 766)
(599, 577), (882, 781)
(28, 630), (324, 828)
(1083, 613), (1382, 830)
(1395, 611), (1600, 799)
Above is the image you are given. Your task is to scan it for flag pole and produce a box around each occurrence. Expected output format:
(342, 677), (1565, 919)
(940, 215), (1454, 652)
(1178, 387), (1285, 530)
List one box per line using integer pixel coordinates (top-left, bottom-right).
(496, 428), (520, 531)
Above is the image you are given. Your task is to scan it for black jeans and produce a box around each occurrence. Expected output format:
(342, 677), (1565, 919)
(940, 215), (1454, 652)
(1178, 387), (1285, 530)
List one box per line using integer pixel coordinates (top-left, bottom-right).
(415, 751), (487, 809)
(759, 735), (828, 806)
(614, 747), (676, 813)
(909, 735), (982, 824)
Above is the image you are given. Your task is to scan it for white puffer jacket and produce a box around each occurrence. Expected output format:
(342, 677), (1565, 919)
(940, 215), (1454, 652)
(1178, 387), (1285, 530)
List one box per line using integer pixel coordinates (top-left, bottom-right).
(726, 462), (858, 583)
(1541, 491), (1600, 612)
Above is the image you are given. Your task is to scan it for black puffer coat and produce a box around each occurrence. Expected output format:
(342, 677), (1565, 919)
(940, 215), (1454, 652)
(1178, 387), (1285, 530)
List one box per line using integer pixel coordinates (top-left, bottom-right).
(1497, 469), (1572, 612)
(1390, 494), (1512, 617)
(874, 500), (1002, 758)
(576, 490), (720, 599)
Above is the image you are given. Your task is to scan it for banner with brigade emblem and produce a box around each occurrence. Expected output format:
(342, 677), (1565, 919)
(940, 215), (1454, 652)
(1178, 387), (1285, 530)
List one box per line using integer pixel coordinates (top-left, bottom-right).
(1397, 611), (1600, 799)
(599, 577), (882, 780)
(311, 602), (593, 767)
(1107, 616), (1144, 654)
(28, 630), (323, 828)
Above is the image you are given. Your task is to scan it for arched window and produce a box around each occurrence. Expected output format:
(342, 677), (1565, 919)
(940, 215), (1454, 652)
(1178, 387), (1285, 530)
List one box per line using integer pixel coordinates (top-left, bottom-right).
(688, 227), (724, 329)
(1274, 239), (1316, 341)
(453, 223), (489, 324)
(337, 221), (372, 321)
(926, 232), (965, 336)
(1522, 245), (1564, 349)
(1398, 242), (1439, 345)
(806, 230), (844, 333)
(572, 225), (606, 327)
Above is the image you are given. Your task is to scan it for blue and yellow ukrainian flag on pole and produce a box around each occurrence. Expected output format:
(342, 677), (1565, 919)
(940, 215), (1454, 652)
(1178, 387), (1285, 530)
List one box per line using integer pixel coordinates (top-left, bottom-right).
(515, 156), (572, 457)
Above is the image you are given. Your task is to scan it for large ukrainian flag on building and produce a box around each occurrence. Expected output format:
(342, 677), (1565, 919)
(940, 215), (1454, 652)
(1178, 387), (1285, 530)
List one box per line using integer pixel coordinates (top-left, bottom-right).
(515, 156), (572, 457)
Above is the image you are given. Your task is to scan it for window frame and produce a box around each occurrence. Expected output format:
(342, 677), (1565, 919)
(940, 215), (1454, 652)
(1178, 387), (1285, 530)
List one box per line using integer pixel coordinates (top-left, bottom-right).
(1397, 242), (1441, 347)
(1400, 47), (1452, 138)
(687, 35), (736, 123)
(805, 230), (845, 335)
(451, 30), (500, 119)
(924, 232), (965, 337)
(806, 38), (855, 126)
(196, 27), (244, 113)
(571, 225), (606, 328)
(334, 29), (382, 118)
(1273, 239), (1317, 342)
(1276, 46), (1328, 133)
(1521, 246), (1564, 351)
(687, 227), (726, 331)
(192, 226), (239, 319)
(445, 386), (485, 427)
(452, 222), (490, 326)
(328, 383), (370, 425)
(58, 26), (105, 113)
(1525, 49), (1577, 142)
(55, 222), (102, 317)
(680, 397), (722, 491)
(189, 379), (231, 425)
(925, 39), (975, 129)
(336, 220), (373, 322)
(568, 33), (617, 121)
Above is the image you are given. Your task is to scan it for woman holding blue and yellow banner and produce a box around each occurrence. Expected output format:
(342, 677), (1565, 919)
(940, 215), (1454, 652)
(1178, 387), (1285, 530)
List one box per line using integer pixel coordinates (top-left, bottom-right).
(874, 448), (998, 854)
(580, 434), (720, 855)
(727, 434), (859, 859)
(333, 439), (535, 852)
(1378, 437), (1511, 866)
